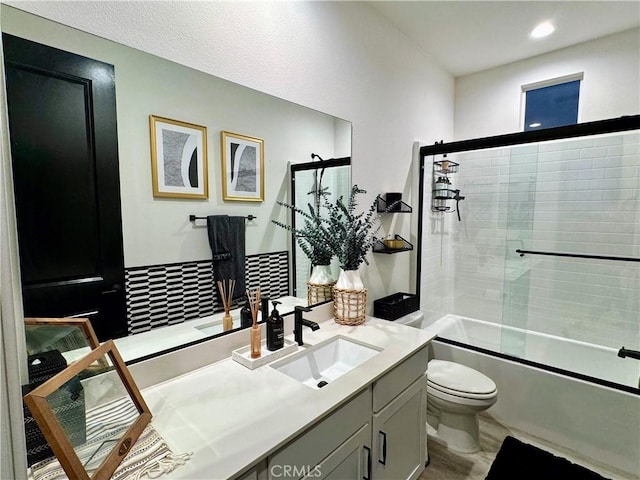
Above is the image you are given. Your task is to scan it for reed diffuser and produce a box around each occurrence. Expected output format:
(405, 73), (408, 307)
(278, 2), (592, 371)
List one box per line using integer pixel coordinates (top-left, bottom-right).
(217, 279), (235, 332)
(246, 287), (262, 358)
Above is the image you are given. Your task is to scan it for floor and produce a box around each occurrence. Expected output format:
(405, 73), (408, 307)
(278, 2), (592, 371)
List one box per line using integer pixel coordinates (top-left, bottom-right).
(421, 414), (637, 480)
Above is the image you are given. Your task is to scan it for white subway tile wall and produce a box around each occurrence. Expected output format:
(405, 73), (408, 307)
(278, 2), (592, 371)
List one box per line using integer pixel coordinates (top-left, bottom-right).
(435, 131), (639, 352)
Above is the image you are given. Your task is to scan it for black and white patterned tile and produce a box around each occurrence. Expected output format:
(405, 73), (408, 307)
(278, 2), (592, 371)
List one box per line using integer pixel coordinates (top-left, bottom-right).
(125, 251), (289, 335)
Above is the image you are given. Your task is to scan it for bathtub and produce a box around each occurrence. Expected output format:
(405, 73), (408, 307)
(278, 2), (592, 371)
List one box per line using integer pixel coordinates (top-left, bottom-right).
(424, 314), (640, 477)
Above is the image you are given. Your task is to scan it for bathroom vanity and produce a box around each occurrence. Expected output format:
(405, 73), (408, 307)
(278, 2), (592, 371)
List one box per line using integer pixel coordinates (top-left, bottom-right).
(141, 316), (435, 479)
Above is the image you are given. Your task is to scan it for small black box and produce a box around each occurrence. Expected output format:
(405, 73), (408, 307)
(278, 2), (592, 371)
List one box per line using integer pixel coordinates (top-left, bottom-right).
(373, 292), (419, 320)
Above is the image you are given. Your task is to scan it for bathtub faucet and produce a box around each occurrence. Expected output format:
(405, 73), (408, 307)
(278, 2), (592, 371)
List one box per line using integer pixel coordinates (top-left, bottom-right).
(617, 347), (640, 360)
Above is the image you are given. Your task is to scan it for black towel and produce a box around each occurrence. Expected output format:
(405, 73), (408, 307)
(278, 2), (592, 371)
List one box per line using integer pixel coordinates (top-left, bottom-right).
(206, 215), (246, 303)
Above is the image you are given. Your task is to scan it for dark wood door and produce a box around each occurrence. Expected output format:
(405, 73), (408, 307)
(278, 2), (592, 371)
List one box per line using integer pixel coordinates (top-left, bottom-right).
(3, 34), (126, 341)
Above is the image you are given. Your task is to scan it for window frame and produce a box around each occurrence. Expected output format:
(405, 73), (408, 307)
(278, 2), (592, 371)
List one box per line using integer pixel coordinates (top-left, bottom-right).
(520, 73), (584, 131)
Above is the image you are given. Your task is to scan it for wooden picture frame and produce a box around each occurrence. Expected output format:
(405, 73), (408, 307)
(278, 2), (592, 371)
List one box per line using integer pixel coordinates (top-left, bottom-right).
(149, 115), (208, 199)
(221, 131), (264, 202)
(24, 317), (108, 368)
(25, 317), (101, 349)
(23, 341), (152, 480)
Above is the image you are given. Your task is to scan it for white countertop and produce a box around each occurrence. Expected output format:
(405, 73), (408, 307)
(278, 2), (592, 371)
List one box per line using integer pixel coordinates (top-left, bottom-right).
(141, 316), (436, 479)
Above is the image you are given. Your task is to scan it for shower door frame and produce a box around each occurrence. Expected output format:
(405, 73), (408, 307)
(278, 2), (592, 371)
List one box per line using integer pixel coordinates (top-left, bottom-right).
(416, 115), (640, 394)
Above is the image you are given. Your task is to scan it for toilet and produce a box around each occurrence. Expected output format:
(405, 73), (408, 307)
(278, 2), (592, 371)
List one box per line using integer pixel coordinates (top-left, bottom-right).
(426, 359), (498, 453)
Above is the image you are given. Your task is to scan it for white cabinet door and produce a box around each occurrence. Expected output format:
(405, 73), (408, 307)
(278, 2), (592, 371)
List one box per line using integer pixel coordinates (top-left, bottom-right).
(302, 424), (372, 480)
(372, 376), (426, 480)
(236, 460), (268, 480)
(269, 388), (371, 480)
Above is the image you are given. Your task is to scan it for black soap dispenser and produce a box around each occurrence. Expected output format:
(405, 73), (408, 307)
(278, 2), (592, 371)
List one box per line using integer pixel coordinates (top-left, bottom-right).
(240, 300), (253, 329)
(266, 300), (284, 351)
(261, 296), (270, 324)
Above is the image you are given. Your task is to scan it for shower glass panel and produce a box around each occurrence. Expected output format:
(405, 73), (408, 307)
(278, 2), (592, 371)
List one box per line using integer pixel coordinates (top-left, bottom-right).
(500, 144), (538, 357)
(500, 130), (640, 387)
(433, 123), (640, 391)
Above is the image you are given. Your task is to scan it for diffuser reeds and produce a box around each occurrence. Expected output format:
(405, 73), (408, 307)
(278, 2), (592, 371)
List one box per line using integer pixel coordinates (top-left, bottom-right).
(217, 279), (235, 331)
(246, 287), (262, 358)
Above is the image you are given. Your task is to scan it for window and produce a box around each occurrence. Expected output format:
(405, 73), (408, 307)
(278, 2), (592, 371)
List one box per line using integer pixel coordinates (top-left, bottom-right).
(523, 78), (581, 131)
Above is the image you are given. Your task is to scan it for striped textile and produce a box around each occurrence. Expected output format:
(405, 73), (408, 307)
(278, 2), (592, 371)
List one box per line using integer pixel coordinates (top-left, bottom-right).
(29, 397), (190, 480)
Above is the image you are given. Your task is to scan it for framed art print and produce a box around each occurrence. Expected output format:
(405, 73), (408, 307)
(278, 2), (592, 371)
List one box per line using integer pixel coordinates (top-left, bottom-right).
(221, 131), (264, 202)
(149, 115), (208, 199)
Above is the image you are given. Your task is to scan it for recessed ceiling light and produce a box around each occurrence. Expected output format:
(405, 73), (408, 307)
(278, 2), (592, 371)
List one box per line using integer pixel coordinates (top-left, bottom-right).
(529, 22), (556, 39)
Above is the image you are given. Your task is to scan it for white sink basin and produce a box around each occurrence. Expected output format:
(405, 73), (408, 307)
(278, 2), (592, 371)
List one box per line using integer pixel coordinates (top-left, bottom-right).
(271, 336), (381, 389)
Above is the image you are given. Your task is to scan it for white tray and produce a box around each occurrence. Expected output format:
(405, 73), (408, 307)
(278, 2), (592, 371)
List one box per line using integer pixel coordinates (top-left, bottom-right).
(232, 338), (298, 370)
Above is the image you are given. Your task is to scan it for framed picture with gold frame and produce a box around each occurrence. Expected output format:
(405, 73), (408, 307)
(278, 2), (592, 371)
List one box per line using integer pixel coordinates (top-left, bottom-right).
(149, 115), (208, 199)
(23, 341), (152, 480)
(221, 131), (264, 202)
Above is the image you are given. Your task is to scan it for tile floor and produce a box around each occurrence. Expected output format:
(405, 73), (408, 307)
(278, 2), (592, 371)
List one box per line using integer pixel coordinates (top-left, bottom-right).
(420, 414), (637, 480)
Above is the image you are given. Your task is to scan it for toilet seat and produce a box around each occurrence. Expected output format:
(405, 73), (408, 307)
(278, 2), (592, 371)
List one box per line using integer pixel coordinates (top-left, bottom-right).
(428, 359), (497, 399)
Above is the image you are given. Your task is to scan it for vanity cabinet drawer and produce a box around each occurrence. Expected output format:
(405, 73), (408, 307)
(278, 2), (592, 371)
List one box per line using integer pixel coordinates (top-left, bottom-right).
(372, 346), (428, 412)
(268, 386), (371, 479)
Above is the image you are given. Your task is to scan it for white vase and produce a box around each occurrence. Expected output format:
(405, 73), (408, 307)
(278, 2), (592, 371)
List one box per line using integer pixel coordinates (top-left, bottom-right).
(335, 268), (365, 291)
(309, 264), (336, 285)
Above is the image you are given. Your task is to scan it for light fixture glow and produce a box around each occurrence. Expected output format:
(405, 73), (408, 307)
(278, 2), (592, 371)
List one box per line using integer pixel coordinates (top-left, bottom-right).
(529, 22), (556, 39)
(529, 122), (542, 128)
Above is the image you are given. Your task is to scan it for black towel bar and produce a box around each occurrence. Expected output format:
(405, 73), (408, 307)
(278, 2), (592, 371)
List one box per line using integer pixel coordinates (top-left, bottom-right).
(516, 249), (639, 263)
(189, 214), (257, 222)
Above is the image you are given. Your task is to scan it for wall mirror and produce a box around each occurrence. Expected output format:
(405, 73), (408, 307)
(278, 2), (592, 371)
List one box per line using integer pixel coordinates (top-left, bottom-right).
(2, 5), (351, 364)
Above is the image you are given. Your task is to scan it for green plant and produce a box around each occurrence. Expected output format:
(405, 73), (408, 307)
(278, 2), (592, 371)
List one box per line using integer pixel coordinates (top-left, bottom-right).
(324, 185), (381, 271)
(272, 198), (335, 267)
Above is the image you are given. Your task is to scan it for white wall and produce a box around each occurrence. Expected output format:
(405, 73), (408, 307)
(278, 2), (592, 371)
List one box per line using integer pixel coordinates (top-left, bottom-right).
(2, 1), (454, 297)
(454, 28), (640, 140)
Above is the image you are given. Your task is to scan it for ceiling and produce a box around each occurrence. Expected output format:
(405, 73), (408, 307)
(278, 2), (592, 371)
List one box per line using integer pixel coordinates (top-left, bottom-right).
(369, 1), (640, 77)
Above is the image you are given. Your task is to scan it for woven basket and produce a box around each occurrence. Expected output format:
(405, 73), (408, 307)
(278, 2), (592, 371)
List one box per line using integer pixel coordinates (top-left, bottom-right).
(333, 287), (367, 326)
(307, 281), (336, 305)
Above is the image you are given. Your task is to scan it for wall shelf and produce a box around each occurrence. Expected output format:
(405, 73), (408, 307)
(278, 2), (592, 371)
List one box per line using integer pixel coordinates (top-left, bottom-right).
(376, 195), (412, 213)
(373, 235), (413, 254)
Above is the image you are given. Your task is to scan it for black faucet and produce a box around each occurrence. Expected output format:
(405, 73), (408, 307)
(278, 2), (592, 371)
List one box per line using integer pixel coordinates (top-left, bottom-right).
(294, 306), (320, 346)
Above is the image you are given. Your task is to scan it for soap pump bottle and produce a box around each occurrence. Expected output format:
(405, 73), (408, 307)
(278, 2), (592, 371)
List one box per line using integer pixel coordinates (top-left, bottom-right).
(240, 300), (253, 329)
(266, 301), (284, 351)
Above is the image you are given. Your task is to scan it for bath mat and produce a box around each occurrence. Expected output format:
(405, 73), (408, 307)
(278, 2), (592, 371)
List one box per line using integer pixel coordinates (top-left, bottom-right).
(485, 436), (610, 480)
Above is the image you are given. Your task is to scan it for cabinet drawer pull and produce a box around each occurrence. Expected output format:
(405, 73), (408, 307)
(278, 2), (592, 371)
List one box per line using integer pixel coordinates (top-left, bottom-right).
(363, 445), (371, 480)
(378, 431), (387, 465)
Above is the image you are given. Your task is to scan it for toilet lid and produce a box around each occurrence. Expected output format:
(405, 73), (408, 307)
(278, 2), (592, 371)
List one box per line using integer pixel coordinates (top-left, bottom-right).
(428, 359), (496, 395)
